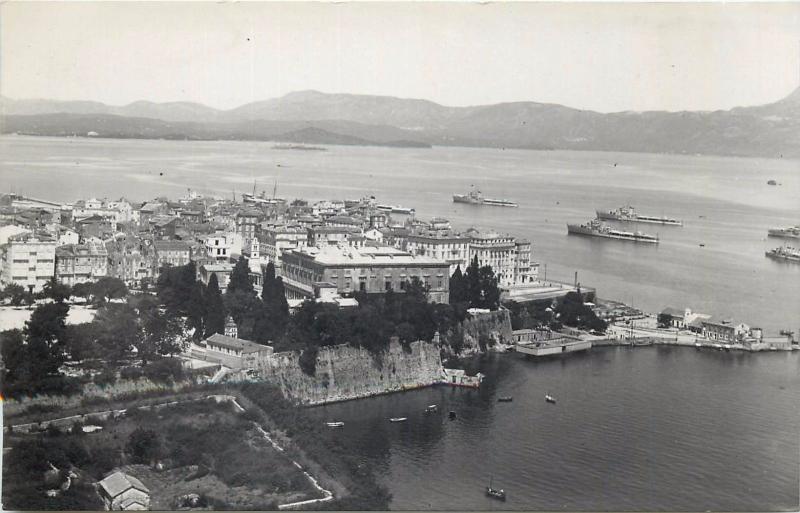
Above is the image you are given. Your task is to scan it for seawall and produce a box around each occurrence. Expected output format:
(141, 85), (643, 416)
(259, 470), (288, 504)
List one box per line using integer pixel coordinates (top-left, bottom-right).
(251, 339), (444, 405)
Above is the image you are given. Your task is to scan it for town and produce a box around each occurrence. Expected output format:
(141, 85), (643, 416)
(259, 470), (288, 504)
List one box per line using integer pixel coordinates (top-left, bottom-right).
(1, 188), (797, 510)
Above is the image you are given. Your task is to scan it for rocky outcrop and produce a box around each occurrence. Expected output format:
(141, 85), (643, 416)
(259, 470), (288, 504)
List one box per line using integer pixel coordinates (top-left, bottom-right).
(251, 340), (444, 405)
(447, 309), (513, 356)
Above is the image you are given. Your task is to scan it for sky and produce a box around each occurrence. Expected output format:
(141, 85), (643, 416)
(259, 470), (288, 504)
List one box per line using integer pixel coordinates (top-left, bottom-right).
(2, 2), (800, 113)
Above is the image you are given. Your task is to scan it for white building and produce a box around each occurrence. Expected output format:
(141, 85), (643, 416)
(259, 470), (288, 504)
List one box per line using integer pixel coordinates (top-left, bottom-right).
(406, 226), (470, 277)
(466, 228), (538, 286)
(0, 233), (57, 292)
(203, 232), (236, 262)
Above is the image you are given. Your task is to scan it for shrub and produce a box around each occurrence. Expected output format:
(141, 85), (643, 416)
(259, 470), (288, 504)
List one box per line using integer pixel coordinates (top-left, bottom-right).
(126, 428), (162, 464)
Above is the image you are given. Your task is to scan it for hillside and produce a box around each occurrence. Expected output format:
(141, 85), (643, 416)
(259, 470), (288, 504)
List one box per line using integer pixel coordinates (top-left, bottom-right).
(2, 87), (800, 157)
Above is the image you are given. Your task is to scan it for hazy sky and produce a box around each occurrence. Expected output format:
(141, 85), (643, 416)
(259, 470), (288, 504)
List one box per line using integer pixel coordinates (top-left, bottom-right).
(2, 2), (800, 113)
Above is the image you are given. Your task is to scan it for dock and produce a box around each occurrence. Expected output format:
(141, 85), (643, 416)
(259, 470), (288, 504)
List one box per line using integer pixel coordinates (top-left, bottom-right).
(515, 339), (592, 357)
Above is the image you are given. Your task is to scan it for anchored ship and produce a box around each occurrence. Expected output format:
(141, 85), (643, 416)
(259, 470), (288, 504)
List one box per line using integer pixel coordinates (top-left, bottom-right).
(765, 246), (800, 262)
(596, 205), (682, 226)
(452, 188), (518, 207)
(567, 218), (659, 243)
(767, 225), (800, 240)
(377, 204), (416, 215)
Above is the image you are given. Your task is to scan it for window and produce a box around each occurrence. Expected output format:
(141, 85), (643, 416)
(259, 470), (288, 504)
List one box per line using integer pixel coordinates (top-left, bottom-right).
(385, 280), (392, 291)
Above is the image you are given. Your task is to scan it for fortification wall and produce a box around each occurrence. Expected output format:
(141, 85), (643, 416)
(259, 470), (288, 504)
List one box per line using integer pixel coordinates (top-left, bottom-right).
(251, 340), (444, 405)
(456, 309), (514, 355)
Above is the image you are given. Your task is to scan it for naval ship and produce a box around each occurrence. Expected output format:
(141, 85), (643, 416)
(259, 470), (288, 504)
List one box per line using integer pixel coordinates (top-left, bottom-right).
(567, 218), (659, 243)
(767, 225), (800, 240)
(765, 246), (800, 263)
(453, 188), (518, 207)
(596, 205), (682, 226)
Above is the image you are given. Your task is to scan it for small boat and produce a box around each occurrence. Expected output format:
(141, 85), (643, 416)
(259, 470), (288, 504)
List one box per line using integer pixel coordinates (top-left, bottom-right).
(486, 477), (507, 501)
(694, 342), (702, 349)
(497, 396), (513, 402)
(326, 422), (345, 428)
(767, 179), (778, 186)
(389, 417), (408, 423)
(545, 394), (557, 404)
(425, 404), (438, 413)
(699, 243), (705, 247)
(448, 410), (457, 420)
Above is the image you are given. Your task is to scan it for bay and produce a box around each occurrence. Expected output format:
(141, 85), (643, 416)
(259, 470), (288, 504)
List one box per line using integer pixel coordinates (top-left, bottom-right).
(1, 135), (799, 511)
(307, 348), (800, 511)
(2, 135), (798, 329)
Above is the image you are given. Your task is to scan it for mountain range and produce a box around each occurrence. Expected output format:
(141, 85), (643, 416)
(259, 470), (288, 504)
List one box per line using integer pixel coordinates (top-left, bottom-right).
(2, 88), (800, 157)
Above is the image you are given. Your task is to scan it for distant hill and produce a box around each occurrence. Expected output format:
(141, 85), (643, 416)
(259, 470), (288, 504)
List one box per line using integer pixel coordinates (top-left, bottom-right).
(3, 88), (800, 157)
(0, 112), (432, 148)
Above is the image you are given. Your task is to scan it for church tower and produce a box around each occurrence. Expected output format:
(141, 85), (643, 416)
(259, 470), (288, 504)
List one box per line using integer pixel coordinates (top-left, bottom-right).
(224, 316), (238, 339)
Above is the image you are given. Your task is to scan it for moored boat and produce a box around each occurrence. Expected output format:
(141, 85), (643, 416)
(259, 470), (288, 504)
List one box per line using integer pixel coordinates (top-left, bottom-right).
(326, 422), (345, 428)
(389, 417), (408, 423)
(765, 246), (800, 263)
(425, 404), (438, 413)
(768, 226), (800, 240)
(453, 187), (517, 207)
(377, 204), (415, 215)
(497, 396), (513, 402)
(567, 218), (659, 244)
(596, 205), (683, 226)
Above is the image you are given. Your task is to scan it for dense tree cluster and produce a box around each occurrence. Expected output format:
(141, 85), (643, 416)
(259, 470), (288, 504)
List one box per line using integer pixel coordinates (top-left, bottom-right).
(282, 278), (469, 375)
(506, 290), (606, 333)
(449, 257), (501, 310)
(0, 276), (128, 307)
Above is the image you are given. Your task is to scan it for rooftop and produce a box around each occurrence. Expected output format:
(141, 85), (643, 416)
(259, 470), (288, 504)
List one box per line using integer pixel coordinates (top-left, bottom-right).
(290, 244), (448, 267)
(205, 333), (272, 354)
(153, 240), (191, 252)
(99, 471), (149, 499)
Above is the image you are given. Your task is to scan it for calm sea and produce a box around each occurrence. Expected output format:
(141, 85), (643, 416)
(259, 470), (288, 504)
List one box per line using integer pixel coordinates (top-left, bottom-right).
(307, 348), (799, 511)
(1, 135), (799, 510)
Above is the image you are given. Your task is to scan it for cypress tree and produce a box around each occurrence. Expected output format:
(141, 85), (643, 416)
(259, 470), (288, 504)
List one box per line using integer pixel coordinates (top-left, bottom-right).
(227, 256), (253, 295)
(204, 273), (226, 338)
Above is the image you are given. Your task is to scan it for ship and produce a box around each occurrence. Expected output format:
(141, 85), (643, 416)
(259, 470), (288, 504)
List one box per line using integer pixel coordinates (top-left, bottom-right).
(242, 180), (285, 205)
(377, 204), (416, 215)
(765, 246), (800, 263)
(596, 205), (682, 226)
(767, 225), (800, 239)
(567, 218), (659, 243)
(452, 188), (518, 208)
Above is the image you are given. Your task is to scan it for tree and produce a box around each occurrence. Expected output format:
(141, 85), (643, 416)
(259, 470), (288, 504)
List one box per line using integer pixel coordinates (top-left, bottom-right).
(449, 265), (467, 304)
(259, 262), (289, 344)
(157, 262), (204, 336)
(126, 428), (162, 464)
(70, 282), (93, 301)
(23, 302), (71, 378)
(91, 277), (128, 305)
(227, 256), (253, 295)
(203, 273), (226, 338)
(463, 256), (500, 310)
(1, 283), (28, 306)
(137, 296), (184, 364)
(42, 277), (71, 303)
(657, 313), (672, 328)
(93, 303), (141, 363)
